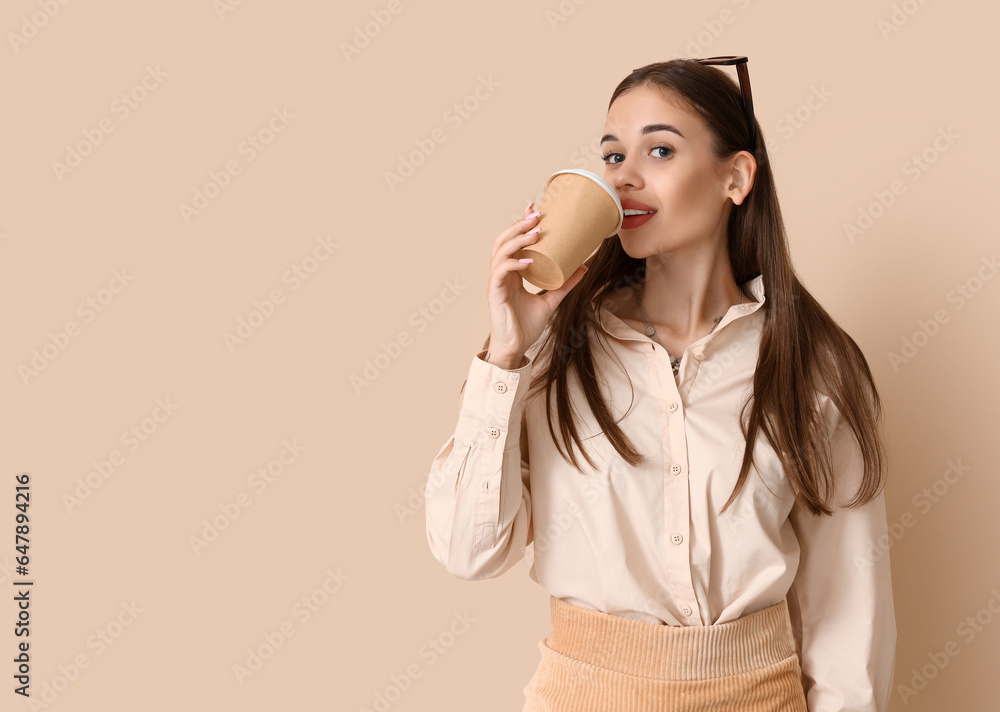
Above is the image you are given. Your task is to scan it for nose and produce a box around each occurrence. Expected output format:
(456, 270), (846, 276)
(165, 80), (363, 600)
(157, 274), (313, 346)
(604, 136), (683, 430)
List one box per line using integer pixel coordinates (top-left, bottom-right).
(606, 156), (642, 192)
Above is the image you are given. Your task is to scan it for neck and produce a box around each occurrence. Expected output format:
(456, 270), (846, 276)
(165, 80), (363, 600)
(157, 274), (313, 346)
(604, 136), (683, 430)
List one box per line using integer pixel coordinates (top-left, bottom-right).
(631, 249), (754, 339)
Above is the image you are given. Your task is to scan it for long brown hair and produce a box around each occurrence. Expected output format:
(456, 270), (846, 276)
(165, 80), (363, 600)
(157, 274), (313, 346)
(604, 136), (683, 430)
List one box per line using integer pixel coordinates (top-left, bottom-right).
(480, 59), (887, 517)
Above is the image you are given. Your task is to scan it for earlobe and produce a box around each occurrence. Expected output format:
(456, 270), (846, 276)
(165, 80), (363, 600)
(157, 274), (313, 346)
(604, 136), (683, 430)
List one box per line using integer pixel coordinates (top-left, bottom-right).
(726, 175), (746, 207)
(730, 184), (751, 207)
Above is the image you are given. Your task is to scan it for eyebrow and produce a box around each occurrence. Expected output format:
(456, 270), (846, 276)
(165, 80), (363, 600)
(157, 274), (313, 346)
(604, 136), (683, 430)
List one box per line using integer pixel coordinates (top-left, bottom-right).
(600, 123), (684, 145)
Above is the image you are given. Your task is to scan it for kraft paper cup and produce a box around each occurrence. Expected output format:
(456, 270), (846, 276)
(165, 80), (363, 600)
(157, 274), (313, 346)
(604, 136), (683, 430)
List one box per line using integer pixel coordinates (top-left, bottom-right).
(515, 169), (623, 290)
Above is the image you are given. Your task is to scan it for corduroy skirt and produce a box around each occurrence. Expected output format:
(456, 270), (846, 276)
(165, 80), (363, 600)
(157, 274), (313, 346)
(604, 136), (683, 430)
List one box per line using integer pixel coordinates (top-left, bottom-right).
(522, 595), (808, 712)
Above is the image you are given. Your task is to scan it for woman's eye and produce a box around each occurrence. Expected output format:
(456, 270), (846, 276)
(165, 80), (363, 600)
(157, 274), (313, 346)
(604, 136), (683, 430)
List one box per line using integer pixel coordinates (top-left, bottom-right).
(601, 145), (673, 165)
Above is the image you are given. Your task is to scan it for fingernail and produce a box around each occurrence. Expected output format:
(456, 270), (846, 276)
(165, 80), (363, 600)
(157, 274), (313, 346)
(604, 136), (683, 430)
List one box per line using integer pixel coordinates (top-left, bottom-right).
(525, 211), (540, 220)
(519, 258), (533, 263)
(524, 201), (533, 213)
(525, 226), (540, 235)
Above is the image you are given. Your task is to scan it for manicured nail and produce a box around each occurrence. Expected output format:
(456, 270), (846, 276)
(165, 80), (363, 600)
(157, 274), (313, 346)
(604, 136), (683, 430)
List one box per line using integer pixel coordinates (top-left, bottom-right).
(525, 226), (540, 235)
(525, 211), (540, 220)
(524, 201), (533, 213)
(519, 258), (533, 263)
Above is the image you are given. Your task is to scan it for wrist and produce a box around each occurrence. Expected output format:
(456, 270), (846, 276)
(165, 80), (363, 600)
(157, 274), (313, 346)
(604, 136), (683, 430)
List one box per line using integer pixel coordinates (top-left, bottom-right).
(484, 350), (525, 370)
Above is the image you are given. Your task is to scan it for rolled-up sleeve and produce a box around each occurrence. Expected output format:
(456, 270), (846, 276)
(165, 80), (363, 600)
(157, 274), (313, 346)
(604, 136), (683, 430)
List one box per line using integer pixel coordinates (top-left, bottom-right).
(424, 348), (534, 580)
(785, 401), (897, 712)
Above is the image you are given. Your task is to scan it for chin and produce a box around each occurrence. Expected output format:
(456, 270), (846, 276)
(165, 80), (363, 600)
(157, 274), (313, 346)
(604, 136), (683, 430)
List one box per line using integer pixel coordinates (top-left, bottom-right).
(617, 234), (659, 260)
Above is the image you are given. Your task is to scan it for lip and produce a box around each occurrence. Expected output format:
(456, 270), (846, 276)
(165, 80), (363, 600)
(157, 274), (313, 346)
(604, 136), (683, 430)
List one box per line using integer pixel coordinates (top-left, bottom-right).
(621, 212), (656, 229)
(620, 198), (657, 212)
(619, 198), (657, 229)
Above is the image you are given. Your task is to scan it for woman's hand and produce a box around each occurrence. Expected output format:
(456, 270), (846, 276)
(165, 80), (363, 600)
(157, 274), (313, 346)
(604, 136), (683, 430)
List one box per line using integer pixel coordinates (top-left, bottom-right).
(486, 201), (589, 368)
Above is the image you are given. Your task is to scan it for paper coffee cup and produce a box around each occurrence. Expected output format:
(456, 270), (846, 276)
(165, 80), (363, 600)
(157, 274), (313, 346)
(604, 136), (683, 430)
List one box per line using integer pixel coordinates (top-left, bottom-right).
(515, 169), (623, 290)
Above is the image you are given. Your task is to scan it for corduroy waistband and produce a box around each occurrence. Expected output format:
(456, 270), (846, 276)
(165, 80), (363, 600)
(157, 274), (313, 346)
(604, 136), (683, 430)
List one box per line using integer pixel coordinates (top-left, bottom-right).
(546, 596), (796, 681)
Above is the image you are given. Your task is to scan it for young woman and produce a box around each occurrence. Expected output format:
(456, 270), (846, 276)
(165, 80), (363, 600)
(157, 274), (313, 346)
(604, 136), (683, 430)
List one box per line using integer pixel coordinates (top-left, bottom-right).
(424, 58), (896, 712)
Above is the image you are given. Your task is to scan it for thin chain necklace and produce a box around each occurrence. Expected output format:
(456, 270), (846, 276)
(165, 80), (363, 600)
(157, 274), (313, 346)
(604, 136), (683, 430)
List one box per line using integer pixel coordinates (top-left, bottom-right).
(632, 284), (745, 377)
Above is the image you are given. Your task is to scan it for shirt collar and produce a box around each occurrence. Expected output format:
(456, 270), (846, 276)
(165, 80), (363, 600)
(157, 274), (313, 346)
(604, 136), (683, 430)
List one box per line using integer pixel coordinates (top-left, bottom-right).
(594, 274), (766, 343)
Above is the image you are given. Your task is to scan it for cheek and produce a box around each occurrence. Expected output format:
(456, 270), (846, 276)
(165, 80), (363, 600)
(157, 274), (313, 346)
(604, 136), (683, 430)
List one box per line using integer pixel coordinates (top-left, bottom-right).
(673, 174), (722, 219)
(672, 167), (713, 201)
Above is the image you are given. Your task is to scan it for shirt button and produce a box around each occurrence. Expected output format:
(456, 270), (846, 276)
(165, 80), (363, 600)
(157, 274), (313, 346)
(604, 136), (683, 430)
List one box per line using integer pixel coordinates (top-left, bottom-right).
(486, 427), (500, 438)
(493, 382), (508, 394)
(669, 464), (682, 476)
(671, 533), (683, 545)
(668, 402), (679, 412)
(681, 605), (693, 616)
(694, 352), (704, 361)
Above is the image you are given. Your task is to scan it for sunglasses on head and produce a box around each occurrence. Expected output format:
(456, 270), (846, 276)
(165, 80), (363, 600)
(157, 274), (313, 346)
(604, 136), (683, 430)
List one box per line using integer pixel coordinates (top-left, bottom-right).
(635, 56), (757, 154)
(694, 56), (756, 154)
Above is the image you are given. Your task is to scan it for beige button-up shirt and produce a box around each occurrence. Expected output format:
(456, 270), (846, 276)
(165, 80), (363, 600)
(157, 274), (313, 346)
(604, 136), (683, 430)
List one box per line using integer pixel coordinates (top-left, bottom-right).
(425, 275), (896, 712)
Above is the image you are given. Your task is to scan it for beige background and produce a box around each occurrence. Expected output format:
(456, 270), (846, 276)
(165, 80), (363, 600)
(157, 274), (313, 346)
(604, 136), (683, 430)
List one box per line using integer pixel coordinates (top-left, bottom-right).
(2, 0), (998, 710)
